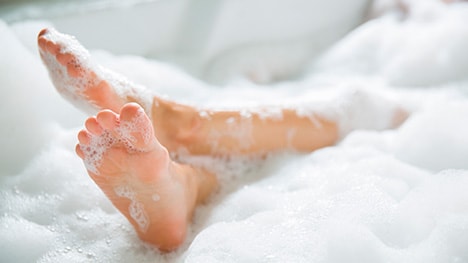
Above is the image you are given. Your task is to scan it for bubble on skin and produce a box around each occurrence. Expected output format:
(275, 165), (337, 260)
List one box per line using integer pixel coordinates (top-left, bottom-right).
(256, 107), (284, 120)
(295, 88), (400, 138)
(114, 186), (150, 232)
(199, 110), (211, 119)
(80, 106), (153, 175)
(116, 107), (152, 147)
(152, 194), (160, 202)
(80, 131), (115, 175)
(240, 109), (252, 119)
(128, 201), (149, 232)
(207, 115), (254, 153)
(286, 128), (297, 148)
(114, 185), (134, 199)
(39, 29), (152, 115)
(39, 29), (100, 113)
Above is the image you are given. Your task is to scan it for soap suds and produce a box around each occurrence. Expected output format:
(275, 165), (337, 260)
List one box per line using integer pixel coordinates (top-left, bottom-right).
(80, 106), (152, 174)
(2, 1), (468, 262)
(114, 185), (150, 232)
(39, 29), (152, 115)
(79, 130), (115, 175)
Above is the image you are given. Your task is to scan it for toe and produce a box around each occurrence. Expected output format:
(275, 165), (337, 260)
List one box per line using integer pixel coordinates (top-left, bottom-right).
(85, 117), (103, 135)
(78, 130), (91, 145)
(75, 144), (85, 159)
(37, 29), (50, 50)
(120, 103), (144, 122)
(57, 52), (74, 66)
(46, 40), (61, 55)
(38, 28), (48, 38)
(392, 108), (409, 128)
(97, 110), (119, 130)
(37, 36), (48, 51)
(119, 103), (155, 150)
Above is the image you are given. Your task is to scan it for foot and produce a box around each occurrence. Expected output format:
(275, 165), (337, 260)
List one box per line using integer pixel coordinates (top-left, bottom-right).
(75, 103), (217, 251)
(38, 28), (151, 114)
(37, 28), (203, 154)
(335, 89), (410, 137)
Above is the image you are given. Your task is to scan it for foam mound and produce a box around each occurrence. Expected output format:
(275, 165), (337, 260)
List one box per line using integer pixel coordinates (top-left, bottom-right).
(1, 1), (468, 262)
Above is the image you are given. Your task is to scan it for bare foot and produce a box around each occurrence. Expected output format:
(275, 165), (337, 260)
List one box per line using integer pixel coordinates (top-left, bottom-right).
(75, 103), (217, 251)
(38, 28), (152, 114)
(37, 28), (203, 154)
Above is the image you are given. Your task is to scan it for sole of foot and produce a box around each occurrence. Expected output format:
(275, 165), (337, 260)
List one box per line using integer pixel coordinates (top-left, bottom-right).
(76, 102), (208, 251)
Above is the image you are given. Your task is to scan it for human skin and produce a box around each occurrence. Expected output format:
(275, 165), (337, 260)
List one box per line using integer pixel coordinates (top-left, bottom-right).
(37, 28), (404, 251)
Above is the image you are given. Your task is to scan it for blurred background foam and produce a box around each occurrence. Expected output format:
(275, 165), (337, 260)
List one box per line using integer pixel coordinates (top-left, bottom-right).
(1, 0), (468, 262)
(0, 0), (370, 83)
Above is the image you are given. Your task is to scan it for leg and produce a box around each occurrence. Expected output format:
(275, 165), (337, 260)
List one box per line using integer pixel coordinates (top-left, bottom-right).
(152, 91), (407, 155)
(152, 102), (340, 155)
(76, 103), (217, 251)
(39, 29), (406, 156)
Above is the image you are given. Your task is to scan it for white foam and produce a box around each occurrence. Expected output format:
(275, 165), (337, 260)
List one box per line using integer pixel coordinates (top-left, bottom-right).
(39, 29), (153, 115)
(114, 186), (149, 233)
(79, 106), (153, 174)
(38, 28), (101, 114)
(2, 1), (468, 262)
(152, 194), (160, 202)
(116, 107), (153, 147)
(207, 115), (254, 153)
(79, 131), (115, 175)
(329, 88), (402, 137)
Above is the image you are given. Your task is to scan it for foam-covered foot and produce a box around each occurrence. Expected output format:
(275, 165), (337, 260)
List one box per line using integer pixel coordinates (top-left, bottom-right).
(38, 28), (151, 114)
(332, 89), (410, 137)
(76, 103), (202, 251)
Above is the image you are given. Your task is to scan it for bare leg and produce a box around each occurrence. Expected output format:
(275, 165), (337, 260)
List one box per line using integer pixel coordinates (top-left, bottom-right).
(76, 103), (217, 251)
(154, 104), (340, 155)
(39, 28), (407, 250)
(40, 28), (395, 156)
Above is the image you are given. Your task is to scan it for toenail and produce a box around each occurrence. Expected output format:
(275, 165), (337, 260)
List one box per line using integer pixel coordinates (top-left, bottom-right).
(38, 28), (48, 38)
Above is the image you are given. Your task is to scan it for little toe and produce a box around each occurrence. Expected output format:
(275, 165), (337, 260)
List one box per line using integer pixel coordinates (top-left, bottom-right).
(78, 130), (91, 145)
(97, 110), (119, 130)
(85, 117), (103, 135)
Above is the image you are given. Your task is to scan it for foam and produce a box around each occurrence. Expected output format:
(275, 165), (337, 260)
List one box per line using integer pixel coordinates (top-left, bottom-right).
(2, 1), (468, 262)
(114, 186), (149, 233)
(38, 28), (101, 114)
(80, 106), (153, 174)
(116, 107), (153, 147)
(39, 29), (153, 115)
(152, 194), (160, 202)
(296, 87), (404, 138)
(206, 115), (254, 153)
(79, 130), (115, 175)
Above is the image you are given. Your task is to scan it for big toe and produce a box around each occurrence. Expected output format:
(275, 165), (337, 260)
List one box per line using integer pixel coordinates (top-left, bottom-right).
(119, 103), (155, 149)
(38, 28), (59, 54)
(37, 28), (50, 48)
(120, 103), (148, 122)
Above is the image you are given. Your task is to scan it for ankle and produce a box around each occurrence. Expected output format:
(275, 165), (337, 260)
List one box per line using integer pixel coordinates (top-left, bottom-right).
(194, 168), (218, 204)
(151, 98), (202, 152)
